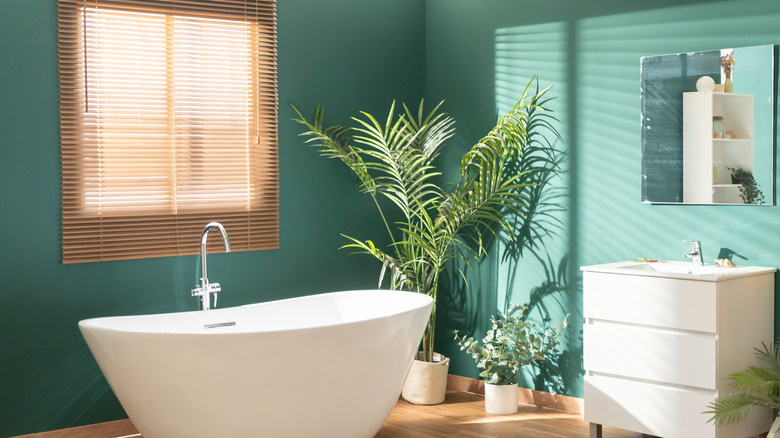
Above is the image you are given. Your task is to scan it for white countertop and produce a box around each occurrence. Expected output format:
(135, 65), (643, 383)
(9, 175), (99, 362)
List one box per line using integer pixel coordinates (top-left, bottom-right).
(581, 260), (777, 282)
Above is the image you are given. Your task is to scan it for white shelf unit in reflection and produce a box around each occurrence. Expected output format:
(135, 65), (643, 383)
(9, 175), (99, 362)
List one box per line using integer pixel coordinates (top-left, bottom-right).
(683, 91), (753, 203)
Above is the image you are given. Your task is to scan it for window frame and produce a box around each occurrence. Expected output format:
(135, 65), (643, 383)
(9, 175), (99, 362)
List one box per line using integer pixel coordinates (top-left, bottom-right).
(57, 0), (279, 264)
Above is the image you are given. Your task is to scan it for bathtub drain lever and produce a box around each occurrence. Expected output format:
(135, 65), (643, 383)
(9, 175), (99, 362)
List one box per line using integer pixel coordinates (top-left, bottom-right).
(204, 321), (236, 329)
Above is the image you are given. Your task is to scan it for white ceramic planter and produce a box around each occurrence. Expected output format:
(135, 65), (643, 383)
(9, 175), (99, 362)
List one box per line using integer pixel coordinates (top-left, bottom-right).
(484, 382), (518, 414)
(401, 352), (450, 405)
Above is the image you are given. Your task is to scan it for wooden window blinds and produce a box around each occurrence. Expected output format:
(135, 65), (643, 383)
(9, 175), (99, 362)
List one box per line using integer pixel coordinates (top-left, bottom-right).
(57, 0), (278, 264)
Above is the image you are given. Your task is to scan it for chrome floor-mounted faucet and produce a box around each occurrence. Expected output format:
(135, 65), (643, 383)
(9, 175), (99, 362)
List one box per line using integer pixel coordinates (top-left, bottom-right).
(192, 222), (231, 310)
(683, 240), (703, 266)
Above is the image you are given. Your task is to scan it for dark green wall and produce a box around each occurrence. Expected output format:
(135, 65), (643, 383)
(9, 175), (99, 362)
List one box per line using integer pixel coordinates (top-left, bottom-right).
(0, 0), (424, 436)
(427, 0), (780, 398)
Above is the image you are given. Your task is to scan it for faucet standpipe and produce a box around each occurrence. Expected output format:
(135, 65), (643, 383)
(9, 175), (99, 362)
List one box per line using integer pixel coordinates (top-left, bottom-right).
(683, 240), (703, 266)
(191, 222), (231, 310)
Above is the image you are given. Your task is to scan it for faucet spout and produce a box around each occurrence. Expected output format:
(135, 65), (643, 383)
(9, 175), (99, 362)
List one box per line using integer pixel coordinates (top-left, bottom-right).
(193, 222), (231, 310)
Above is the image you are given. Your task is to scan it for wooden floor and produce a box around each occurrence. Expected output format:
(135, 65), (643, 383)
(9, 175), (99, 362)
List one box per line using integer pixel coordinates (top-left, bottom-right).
(377, 391), (645, 438)
(17, 390), (647, 438)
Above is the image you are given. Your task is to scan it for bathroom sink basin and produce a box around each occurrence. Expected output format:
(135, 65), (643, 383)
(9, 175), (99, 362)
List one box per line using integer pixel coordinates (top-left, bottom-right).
(618, 261), (724, 275)
(581, 260), (775, 281)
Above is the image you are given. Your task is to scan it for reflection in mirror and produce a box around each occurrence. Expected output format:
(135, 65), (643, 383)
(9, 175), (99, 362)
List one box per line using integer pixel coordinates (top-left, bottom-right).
(640, 45), (774, 205)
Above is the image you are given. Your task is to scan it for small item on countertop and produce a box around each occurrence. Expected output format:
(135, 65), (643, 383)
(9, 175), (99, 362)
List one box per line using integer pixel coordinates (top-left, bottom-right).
(714, 258), (737, 268)
(631, 258), (660, 263)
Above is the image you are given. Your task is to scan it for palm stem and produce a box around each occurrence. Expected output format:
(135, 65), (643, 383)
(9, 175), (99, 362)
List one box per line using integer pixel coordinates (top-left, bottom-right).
(371, 193), (397, 249)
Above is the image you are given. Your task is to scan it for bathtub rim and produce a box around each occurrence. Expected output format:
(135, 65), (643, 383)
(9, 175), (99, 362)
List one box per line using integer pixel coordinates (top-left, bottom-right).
(78, 289), (433, 335)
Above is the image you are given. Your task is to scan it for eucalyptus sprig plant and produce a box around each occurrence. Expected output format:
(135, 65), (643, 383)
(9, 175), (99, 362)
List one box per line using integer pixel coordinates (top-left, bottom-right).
(453, 304), (567, 385)
(705, 340), (780, 425)
(292, 78), (559, 362)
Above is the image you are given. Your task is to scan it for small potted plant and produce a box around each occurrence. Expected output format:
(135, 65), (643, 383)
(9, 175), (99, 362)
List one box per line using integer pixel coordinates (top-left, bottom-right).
(454, 305), (567, 414)
(728, 167), (765, 204)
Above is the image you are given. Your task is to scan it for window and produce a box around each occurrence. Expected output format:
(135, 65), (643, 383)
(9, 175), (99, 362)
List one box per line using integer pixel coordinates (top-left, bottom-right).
(58, 0), (278, 263)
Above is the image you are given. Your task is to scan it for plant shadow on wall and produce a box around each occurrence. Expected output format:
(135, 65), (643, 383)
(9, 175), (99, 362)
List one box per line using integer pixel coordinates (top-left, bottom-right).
(517, 254), (584, 395)
(440, 84), (583, 396)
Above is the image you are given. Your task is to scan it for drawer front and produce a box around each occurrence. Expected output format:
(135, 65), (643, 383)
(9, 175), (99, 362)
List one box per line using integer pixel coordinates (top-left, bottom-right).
(584, 322), (716, 389)
(584, 374), (715, 438)
(583, 272), (716, 332)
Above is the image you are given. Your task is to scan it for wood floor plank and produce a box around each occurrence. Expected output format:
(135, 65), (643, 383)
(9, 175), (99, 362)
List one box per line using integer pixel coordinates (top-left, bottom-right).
(12, 419), (140, 438)
(16, 391), (648, 438)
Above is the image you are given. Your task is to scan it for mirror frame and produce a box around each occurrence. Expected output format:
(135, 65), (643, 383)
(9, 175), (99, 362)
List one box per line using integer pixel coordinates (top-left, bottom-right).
(640, 45), (775, 205)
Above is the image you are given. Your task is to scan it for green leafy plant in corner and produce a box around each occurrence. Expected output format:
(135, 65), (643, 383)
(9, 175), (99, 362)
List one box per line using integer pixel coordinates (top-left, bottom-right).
(704, 340), (780, 425)
(728, 166), (765, 204)
(292, 78), (559, 362)
(453, 305), (567, 385)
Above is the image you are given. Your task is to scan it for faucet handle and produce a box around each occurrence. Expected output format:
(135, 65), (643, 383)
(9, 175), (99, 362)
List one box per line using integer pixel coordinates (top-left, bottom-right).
(683, 240), (701, 251)
(209, 283), (221, 308)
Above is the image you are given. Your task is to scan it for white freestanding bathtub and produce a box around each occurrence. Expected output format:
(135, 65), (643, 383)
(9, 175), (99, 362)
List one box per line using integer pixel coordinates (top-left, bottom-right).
(79, 290), (433, 438)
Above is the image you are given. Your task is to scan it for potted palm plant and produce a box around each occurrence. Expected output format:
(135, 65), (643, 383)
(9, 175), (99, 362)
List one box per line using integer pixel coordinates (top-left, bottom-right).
(454, 305), (567, 414)
(705, 341), (780, 436)
(292, 78), (559, 405)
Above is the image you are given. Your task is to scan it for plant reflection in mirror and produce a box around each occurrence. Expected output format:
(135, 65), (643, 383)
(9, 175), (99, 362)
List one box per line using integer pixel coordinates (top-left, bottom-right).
(728, 166), (765, 204)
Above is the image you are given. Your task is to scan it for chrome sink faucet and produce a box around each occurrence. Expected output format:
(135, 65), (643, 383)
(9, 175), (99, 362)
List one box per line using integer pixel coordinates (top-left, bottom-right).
(192, 222), (231, 310)
(683, 240), (703, 266)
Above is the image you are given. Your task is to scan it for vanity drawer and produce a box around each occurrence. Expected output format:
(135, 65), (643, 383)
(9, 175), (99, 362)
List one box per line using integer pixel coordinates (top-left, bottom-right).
(584, 374), (716, 438)
(584, 322), (716, 389)
(583, 272), (716, 332)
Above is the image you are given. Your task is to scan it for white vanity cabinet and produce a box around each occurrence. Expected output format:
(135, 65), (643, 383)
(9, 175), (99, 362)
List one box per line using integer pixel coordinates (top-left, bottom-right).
(683, 91), (753, 204)
(581, 262), (775, 438)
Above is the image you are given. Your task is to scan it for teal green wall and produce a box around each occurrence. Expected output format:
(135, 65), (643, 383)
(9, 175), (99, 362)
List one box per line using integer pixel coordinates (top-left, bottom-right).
(0, 0), (424, 436)
(427, 0), (780, 398)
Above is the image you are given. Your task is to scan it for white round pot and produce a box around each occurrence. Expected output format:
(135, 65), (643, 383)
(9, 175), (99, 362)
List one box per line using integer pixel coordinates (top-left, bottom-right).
(484, 382), (518, 414)
(401, 352), (450, 405)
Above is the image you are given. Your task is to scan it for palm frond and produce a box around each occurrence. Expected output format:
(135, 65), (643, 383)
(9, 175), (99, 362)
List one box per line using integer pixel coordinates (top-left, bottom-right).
(705, 339), (780, 426)
(403, 100), (456, 162)
(728, 366), (780, 396)
(705, 392), (780, 425)
(754, 341), (780, 381)
(349, 103), (446, 222)
(291, 104), (376, 194)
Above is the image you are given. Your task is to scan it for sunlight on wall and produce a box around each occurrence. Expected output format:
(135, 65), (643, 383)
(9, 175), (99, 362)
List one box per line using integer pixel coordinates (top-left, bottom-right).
(487, 0), (780, 398)
(494, 22), (575, 395)
(576, 2), (780, 267)
(430, 0), (780, 402)
(495, 22), (568, 116)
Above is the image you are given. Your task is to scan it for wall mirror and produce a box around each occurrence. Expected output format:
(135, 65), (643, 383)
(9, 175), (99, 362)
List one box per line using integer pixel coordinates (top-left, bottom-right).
(640, 44), (774, 205)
